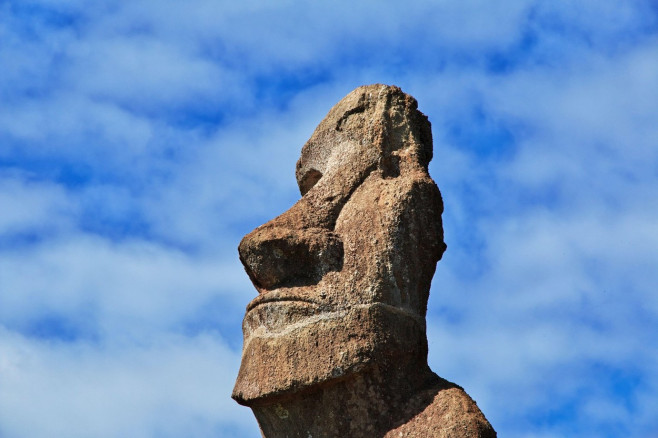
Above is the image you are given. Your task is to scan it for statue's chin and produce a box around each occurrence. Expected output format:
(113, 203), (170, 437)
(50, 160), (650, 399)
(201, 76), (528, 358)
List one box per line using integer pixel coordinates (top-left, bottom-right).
(232, 303), (428, 405)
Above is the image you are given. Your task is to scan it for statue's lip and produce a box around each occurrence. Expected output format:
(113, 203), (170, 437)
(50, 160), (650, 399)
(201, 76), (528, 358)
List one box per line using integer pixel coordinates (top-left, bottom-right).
(246, 292), (319, 312)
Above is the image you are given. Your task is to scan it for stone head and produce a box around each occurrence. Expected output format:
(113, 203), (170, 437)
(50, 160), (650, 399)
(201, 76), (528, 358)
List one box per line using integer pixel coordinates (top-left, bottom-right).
(232, 84), (446, 405)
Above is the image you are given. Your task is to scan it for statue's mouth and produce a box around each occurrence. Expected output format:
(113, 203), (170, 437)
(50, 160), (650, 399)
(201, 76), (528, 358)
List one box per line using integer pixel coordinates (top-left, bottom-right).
(246, 291), (320, 313)
(242, 291), (324, 336)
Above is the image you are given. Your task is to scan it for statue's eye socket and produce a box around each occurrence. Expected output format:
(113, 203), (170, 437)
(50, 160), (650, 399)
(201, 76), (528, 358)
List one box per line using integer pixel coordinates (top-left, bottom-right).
(299, 169), (323, 196)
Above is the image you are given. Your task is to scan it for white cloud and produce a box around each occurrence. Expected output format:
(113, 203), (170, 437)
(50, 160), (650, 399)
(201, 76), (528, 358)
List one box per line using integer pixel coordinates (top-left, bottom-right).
(68, 36), (241, 112)
(0, 234), (252, 341)
(0, 95), (154, 156)
(0, 329), (259, 438)
(0, 177), (76, 235)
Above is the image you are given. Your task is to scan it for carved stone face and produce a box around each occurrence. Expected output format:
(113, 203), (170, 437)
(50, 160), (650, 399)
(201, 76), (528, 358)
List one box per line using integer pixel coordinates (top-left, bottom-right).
(232, 85), (446, 405)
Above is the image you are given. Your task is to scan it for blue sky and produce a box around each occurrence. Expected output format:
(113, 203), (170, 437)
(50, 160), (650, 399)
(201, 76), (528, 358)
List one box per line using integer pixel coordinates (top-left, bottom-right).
(1, 1), (657, 437)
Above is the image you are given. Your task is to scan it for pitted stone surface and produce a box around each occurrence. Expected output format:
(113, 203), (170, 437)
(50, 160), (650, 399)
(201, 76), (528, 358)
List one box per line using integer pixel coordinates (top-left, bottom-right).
(233, 84), (495, 437)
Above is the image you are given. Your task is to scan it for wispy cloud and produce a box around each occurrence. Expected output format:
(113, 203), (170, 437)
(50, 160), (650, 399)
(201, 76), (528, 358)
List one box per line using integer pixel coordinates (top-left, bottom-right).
(0, 330), (257, 438)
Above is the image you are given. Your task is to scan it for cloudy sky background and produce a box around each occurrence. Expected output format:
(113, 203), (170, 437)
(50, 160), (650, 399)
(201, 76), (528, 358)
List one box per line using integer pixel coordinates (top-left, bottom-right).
(1, 1), (657, 437)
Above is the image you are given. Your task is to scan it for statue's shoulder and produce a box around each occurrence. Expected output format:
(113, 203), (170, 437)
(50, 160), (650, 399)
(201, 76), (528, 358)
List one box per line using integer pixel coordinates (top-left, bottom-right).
(385, 380), (497, 438)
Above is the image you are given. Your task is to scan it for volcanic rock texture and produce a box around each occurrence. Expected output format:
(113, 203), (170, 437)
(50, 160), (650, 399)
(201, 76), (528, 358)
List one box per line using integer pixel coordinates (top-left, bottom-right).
(233, 84), (496, 437)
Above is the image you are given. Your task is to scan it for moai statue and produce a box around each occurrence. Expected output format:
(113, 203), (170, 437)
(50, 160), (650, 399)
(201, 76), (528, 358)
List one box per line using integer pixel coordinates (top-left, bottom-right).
(233, 84), (496, 438)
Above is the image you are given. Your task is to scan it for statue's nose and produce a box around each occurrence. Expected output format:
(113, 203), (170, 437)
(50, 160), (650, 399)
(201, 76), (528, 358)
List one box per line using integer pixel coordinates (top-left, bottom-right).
(238, 226), (343, 291)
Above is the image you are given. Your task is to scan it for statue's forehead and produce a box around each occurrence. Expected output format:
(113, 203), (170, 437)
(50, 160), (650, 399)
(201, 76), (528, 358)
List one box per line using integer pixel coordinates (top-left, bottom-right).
(296, 87), (382, 191)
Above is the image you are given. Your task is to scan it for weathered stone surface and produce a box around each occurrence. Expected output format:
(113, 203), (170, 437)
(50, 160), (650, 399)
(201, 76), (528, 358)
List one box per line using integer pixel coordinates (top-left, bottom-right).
(233, 84), (495, 437)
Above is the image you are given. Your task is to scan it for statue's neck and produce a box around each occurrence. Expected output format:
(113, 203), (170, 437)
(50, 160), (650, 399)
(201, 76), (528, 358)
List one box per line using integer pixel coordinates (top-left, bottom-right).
(250, 365), (437, 438)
